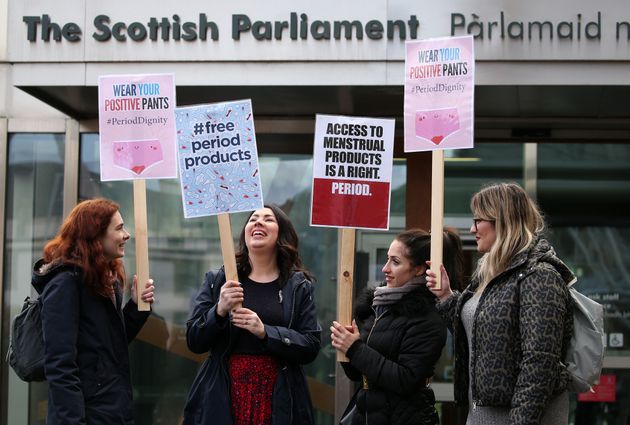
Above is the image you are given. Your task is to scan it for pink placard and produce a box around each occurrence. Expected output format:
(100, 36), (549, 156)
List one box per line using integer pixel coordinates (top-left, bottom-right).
(404, 35), (475, 152)
(98, 74), (177, 181)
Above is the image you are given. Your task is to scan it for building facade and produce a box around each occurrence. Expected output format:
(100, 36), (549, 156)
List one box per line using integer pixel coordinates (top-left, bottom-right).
(1, 0), (630, 424)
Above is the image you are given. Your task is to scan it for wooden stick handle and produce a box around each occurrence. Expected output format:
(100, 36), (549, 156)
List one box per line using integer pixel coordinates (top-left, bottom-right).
(430, 150), (444, 290)
(133, 180), (151, 311)
(337, 228), (356, 362)
(217, 213), (240, 307)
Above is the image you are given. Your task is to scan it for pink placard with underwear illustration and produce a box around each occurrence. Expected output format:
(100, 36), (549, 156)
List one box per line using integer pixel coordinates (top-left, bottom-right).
(404, 35), (475, 152)
(112, 139), (163, 175)
(98, 73), (177, 181)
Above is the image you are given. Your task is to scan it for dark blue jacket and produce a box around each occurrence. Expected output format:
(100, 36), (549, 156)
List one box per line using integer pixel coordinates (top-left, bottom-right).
(32, 259), (150, 425)
(183, 268), (321, 425)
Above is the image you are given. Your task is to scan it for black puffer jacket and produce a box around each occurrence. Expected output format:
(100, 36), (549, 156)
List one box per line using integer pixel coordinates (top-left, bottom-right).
(32, 259), (150, 425)
(342, 284), (446, 425)
(438, 238), (574, 425)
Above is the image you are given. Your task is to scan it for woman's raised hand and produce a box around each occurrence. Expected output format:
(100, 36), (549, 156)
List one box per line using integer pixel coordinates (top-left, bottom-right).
(216, 280), (244, 317)
(425, 263), (454, 302)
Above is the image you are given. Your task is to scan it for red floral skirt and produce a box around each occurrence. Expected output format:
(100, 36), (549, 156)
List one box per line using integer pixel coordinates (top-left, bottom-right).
(228, 354), (278, 425)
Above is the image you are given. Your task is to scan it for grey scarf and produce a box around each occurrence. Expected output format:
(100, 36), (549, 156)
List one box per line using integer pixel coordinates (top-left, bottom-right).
(372, 276), (427, 306)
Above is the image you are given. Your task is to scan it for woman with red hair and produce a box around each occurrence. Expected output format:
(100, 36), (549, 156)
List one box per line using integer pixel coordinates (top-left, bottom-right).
(32, 198), (155, 425)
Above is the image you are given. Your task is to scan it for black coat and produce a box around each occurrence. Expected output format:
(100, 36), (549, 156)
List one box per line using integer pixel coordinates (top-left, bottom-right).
(183, 268), (321, 425)
(32, 260), (150, 425)
(342, 285), (447, 425)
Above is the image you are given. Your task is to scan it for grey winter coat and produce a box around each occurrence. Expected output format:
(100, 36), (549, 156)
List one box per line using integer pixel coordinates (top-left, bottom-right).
(438, 238), (574, 425)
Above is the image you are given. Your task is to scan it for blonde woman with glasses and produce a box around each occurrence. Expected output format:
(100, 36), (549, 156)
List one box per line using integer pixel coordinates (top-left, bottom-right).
(427, 182), (574, 425)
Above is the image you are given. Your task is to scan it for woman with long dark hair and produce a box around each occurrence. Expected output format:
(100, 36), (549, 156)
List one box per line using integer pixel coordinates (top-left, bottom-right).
(34, 198), (155, 424)
(184, 204), (321, 425)
(331, 229), (463, 425)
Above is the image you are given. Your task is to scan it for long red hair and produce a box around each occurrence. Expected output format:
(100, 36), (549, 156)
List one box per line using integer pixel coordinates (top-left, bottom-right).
(43, 198), (125, 297)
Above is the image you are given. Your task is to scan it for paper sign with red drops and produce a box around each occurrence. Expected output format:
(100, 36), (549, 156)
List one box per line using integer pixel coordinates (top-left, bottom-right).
(175, 99), (263, 218)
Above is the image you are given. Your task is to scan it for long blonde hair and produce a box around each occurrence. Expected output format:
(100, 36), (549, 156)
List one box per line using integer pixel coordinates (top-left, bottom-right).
(471, 182), (544, 286)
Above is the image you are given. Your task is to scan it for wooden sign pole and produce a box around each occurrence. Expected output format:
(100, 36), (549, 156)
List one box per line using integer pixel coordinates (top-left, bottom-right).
(133, 179), (151, 311)
(430, 150), (444, 290)
(337, 228), (356, 362)
(217, 213), (240, 307)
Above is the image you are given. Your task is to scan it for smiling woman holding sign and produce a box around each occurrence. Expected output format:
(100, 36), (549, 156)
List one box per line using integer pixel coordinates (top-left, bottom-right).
(331, 229), (463, 425)
(427, 182), (574, 424)
(32, 198), (155, 425)
(184, 204), (321, 425)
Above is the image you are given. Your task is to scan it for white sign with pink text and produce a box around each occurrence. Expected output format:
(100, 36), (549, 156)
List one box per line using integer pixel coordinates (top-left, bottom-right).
(404, 35), (474, 152)
(98, 73), (177, 181)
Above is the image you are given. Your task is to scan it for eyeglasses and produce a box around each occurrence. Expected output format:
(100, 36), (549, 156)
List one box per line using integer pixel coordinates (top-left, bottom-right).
(472, 218), (494, 231)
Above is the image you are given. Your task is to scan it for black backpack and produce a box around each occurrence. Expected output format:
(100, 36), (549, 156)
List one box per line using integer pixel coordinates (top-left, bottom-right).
(6, 296), (46, 381)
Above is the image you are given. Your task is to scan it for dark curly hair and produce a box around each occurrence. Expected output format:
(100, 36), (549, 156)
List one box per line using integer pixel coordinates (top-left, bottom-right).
(235, 204), (312, 285)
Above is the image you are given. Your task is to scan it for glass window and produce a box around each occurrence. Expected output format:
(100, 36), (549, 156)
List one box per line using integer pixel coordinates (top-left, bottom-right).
(79, 134), (337, 424)
(445, 142), (524, 229)
(389, 158), (408, 228)
(539, 144), (630, 357)
(539, 143), (630, 423)
(2, 133), (65, 425)
(538, 144), (630, 227)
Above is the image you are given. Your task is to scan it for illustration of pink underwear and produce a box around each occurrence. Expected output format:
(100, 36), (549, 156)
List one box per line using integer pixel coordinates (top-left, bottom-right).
(113, 139), (163, 175)
(415, 108), (460, 145)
